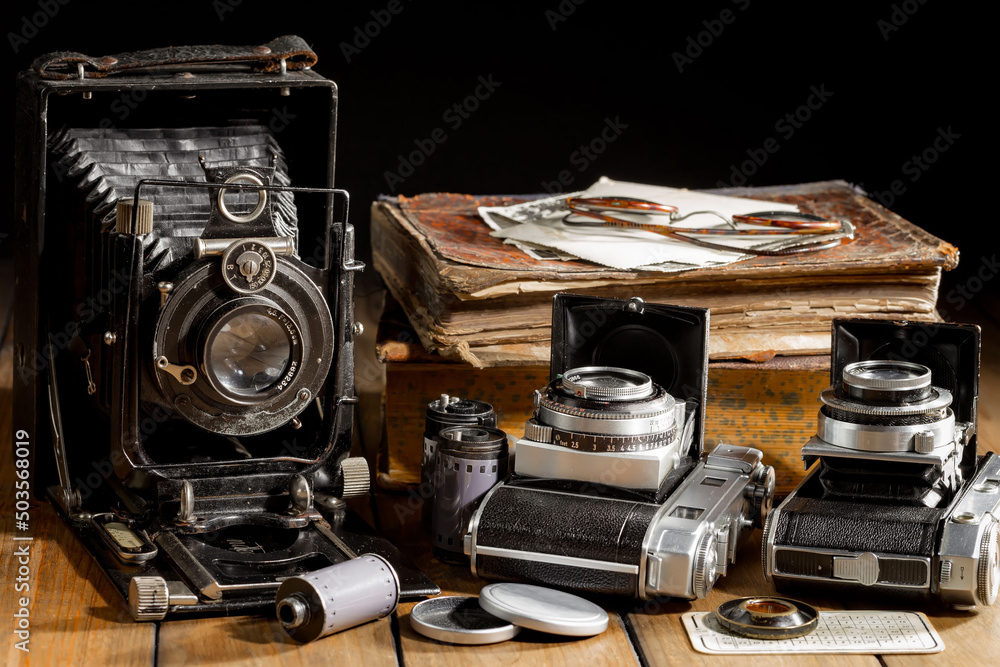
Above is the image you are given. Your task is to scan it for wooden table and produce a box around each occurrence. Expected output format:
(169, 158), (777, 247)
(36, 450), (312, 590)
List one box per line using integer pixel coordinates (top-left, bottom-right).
(3, 313), (999, 666)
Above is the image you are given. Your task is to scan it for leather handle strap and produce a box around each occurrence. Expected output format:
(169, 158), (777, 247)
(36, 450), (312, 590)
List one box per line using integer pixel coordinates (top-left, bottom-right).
(32, 34), (317, 80)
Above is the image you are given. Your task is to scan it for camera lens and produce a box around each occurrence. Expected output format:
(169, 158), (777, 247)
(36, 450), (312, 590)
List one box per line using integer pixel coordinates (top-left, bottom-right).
(818, 358), (955, 455)
(560, 366), (655, 401)
(204, 307), (293, 398)
(842, 360), (933, 402)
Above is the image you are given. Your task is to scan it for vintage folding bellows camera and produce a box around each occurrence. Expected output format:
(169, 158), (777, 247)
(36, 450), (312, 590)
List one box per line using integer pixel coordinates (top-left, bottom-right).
(13, 36), (436, 620)
(763, 319), (1000, 609)
(465, 294), (776, 600)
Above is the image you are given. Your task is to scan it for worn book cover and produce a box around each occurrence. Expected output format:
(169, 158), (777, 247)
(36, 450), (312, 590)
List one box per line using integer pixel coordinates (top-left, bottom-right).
(371, 181), (955, 366)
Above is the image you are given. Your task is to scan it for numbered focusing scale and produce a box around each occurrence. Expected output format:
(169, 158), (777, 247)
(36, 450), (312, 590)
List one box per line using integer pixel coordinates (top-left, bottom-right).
(526, 366), (677, 453)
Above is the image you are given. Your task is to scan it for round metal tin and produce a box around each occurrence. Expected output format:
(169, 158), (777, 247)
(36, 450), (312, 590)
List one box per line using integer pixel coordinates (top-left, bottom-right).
(410, 596), (519, 645)
(714, 596), (819, 640)
(478, 583), (609, 637)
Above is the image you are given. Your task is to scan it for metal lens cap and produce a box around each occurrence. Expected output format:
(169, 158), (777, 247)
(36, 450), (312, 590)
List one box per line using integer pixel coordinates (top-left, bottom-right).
(410, 596), (519, 645)
(714, 596), (819, 640)
(478, 583), (609, 637)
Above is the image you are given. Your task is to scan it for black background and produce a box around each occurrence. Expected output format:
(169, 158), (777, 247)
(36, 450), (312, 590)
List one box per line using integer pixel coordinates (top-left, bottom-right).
(3, 0), (992, 312)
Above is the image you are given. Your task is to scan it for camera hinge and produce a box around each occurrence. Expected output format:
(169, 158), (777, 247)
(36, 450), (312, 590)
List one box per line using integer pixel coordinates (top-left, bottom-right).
(45, 343), (84, 517)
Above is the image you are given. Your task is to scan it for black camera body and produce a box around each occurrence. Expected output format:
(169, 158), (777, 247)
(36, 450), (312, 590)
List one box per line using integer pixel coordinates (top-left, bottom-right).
(13, 37), (436, 619)
(465, 294), (775, 599)
(763, 319), (1000, 609)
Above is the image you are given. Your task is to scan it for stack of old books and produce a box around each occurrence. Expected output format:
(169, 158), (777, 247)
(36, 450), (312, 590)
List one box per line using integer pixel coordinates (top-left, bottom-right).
(370, 180), (957, 494)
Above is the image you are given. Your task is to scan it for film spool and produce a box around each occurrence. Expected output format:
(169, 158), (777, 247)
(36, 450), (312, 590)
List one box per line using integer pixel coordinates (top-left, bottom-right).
(421, 395), (496, 530)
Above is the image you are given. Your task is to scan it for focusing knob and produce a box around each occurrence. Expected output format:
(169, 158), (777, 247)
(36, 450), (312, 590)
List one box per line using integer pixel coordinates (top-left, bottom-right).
(523, 418), (553, 443)
(978, 521), (1000, 606)
(340, 457), (370, 498)
(129, 576), (169, 621)
(745, 465), (776, 528)
(693, 534), (718, 598)
(115, 198), (154, 235)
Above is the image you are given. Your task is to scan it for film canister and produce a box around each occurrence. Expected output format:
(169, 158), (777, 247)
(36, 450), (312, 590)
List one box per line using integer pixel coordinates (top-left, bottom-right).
(275, 554), (400, 643)
(432, 425), (509, 563)
(421, 395), (496, 529)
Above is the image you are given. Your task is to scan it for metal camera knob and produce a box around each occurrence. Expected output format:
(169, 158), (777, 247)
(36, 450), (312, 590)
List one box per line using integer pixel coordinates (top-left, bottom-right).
(979, 521), (1000, 606)
(115, 198), (154, 235)
(745, 465), (776, 528)
(340, 456), (371, 498)
(129, 576), (169, 621)
(693, 534), (719, 598)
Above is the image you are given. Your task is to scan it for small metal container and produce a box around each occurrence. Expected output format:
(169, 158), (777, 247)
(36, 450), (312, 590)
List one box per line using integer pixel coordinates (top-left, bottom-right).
(275, 554), (400, 643)
(432, 425), (508, 563)
(421, 395), (496, 529)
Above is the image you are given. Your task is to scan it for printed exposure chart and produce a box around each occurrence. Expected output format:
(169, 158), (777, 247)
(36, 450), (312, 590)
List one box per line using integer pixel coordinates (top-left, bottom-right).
(683, 610), (945, 655)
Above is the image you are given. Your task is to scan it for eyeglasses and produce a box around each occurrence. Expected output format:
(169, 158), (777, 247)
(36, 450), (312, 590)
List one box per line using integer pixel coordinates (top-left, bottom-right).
(564, 197), (853, 256)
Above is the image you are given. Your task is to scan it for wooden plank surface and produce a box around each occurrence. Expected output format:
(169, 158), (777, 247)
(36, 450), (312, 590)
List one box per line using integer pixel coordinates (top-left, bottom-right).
(157, 614), (398, 667)
(373, 494), (641, 667)
(3, 302), (1000, 665)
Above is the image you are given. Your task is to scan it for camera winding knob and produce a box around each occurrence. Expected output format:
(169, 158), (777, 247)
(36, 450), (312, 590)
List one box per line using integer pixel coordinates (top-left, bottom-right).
(693, 534), (718, 598)
(115, 198), (154, 235)
(979, 521), (1000, 606)
(340, 457), (371, 498)
(129, 576), (169, 621)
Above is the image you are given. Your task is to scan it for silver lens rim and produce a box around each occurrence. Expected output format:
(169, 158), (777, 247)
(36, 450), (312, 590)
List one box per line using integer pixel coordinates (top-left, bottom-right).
(560, 366), (654, 401)
(843, 360), (932, 392)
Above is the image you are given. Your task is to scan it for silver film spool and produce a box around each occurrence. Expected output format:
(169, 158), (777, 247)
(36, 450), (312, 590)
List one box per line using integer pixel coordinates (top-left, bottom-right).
(276, 554), (400, 643)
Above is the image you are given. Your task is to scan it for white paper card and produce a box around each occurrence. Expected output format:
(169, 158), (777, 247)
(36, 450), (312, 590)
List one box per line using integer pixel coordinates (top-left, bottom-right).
(682, 610), (945, 655)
